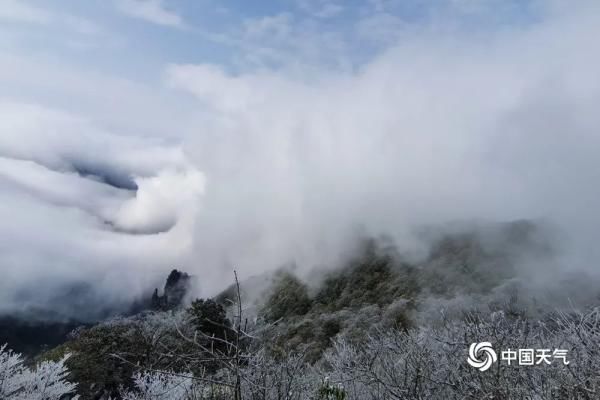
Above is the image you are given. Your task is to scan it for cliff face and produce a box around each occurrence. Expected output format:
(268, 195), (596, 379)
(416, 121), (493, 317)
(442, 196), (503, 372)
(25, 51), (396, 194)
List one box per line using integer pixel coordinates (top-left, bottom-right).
(151, 269), (192, 311)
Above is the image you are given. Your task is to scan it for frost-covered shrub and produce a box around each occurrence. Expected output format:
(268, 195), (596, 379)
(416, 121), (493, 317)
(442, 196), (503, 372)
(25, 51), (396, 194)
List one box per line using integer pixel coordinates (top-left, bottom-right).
(0, 344), (78, 399)
(43, 310), (197, 399)
(120, 371), (194, 400)
(109, 307), (600, 399)
(240, 348), (319, 400)
(320, 308), (600, 399)
(119, 370), (238, 400)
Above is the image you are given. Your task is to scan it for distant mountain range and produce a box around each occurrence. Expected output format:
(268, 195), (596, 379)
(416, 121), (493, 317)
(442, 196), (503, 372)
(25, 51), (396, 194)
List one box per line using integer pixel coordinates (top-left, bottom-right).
(0, 269), (193, 356)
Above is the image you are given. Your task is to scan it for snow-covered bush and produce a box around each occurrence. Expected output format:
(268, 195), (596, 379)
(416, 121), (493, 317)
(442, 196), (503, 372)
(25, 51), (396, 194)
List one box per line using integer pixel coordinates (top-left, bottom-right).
(119, 370), (241, 400)
(241, 348), (319, 400)
(120, 371), (194, 400)
(59, 310), (198, 399)
(320, 308), (600, 399)
(110, 307), (600, 399)
(0, 344), (78, 399)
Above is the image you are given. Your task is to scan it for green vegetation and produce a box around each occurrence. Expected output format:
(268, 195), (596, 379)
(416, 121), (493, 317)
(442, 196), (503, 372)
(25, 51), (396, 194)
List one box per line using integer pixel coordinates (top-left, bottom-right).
(256, 225), (544, 361)
(262, 271), (311, 322)
(39, 310), (221, 399)
(318, 378), (347, 400)
(314, 240), (419, 310)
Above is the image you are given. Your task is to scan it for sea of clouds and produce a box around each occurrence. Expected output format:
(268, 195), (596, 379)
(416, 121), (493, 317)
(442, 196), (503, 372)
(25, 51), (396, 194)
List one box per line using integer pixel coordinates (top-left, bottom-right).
(1, 1), (600, 319)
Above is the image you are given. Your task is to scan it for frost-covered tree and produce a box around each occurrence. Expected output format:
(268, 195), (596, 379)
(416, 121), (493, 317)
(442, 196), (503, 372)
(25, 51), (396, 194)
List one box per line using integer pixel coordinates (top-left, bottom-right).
(120, 371), (195, 400)
(319, 308), (600, 399)
(109, 305), (600, 399)
(0, 344), (78, 399)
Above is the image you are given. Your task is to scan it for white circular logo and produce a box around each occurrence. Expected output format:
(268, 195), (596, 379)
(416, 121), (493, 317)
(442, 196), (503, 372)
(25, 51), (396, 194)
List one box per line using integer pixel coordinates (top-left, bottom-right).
(467, 342), (497, 371)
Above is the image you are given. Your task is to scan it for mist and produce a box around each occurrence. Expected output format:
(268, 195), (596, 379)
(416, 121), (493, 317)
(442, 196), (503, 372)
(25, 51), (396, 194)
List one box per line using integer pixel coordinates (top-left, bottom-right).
(1, 1), (600, 320)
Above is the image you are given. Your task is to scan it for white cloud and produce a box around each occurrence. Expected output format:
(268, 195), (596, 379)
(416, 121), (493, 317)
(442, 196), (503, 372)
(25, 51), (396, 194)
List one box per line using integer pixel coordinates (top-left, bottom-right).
(0, 0), (104, 44)
(297, 0), (344, 18)
(0, 0), (51, 23)
(116, 0), (184, 28)
(356, 12), (406, 45)
(0, 100), (205, 316)
(164, 0), (600, 285)
(244, 13), (293, 39)
(114, 168), (205, 234)
(2, 0), (600, 318)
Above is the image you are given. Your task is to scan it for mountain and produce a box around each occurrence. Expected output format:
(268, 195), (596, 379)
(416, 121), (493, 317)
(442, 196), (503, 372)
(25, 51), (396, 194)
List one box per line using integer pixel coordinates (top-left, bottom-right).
(27, 219), (600, 400)
(150, 269), (193, 311)
(0, 269), (194, 357)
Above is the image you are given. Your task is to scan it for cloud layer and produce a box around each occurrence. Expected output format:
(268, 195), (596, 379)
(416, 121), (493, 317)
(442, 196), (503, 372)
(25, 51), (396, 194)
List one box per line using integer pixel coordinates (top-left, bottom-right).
(1, 1), (600, 319)
(116, 0), (185, 28)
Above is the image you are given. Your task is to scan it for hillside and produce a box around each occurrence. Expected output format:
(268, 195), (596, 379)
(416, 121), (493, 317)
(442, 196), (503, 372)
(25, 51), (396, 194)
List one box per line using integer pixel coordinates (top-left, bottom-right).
(5, 220), (593, 399)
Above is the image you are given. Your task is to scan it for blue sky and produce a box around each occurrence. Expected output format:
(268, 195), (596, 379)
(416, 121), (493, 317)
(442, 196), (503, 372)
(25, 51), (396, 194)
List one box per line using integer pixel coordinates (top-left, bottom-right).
(1, 0), (542, 81)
